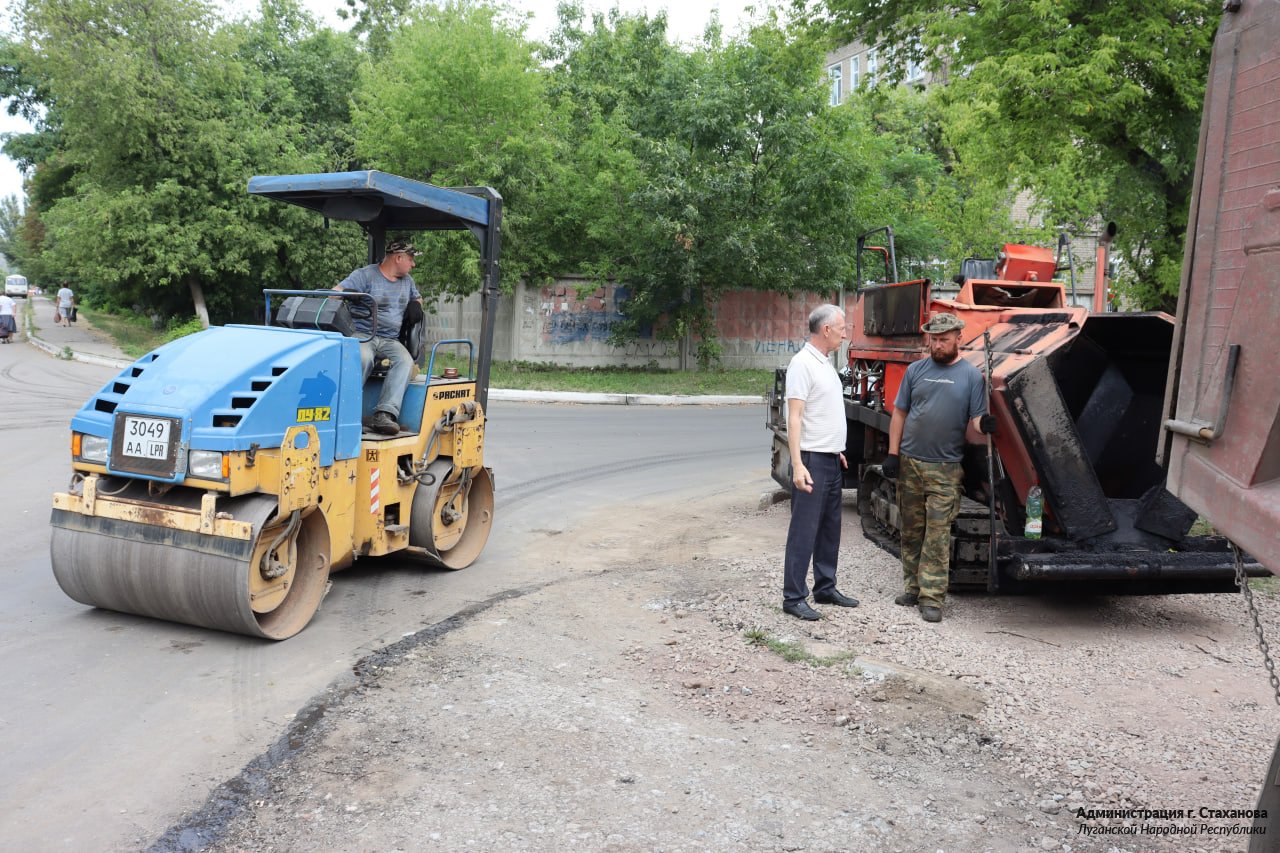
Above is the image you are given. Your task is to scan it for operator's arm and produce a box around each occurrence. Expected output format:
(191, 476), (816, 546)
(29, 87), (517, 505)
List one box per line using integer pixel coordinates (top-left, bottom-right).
(888, 407), (906, 455)
(332, 267), (363, 294)
(787, 397), (812, 493)
(966, 368), (995, 440)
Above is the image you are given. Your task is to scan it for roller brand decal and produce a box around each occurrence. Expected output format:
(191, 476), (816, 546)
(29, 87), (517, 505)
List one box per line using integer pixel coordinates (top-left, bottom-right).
(297, 370), (336, 423)
(434, 389), (472, 400)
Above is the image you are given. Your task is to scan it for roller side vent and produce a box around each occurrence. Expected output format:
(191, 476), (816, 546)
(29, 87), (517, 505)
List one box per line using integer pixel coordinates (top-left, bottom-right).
(250, 379), (271, 392)
(271, 366), (287, 376)
(112, 382), (130, 394)
(231, 396), (257, 409)
(94, 398), (117, 414)
(212, 414), (242, 428)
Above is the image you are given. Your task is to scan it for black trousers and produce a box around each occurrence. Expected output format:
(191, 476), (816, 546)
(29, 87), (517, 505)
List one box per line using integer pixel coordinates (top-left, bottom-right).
(783, 450), (842, 604)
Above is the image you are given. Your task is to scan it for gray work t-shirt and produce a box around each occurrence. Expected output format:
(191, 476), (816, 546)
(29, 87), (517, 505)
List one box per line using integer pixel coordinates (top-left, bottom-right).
(338, 264), (421, 339)
(894, 356), (987, 462)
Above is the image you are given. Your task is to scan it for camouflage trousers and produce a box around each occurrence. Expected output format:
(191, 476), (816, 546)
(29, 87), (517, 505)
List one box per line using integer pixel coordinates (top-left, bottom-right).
(897, 455), (963, 607)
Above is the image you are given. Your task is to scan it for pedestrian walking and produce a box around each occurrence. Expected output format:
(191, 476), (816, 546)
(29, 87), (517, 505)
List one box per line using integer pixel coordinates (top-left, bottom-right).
(781, 304), (859, 621)
(881, 312), (994, 623)
(56, 284), (74, 327)
(0, 293), (16, 343)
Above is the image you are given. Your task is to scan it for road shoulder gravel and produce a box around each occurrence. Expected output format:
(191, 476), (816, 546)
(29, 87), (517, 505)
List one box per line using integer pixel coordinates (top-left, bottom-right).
(183, 488), (1279, 852)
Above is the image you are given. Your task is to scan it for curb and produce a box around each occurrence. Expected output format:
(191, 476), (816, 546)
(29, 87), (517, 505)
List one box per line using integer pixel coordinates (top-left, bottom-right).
(22, 297), (135, 370)
(26, 333), (133, 369)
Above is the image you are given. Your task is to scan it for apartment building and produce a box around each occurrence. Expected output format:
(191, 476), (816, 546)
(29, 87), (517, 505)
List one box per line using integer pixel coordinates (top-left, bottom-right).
(823, 40), (939, 105)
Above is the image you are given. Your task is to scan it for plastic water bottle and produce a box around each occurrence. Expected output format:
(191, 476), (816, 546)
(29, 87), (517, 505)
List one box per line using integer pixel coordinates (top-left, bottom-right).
(1024, 485), (1043, 540)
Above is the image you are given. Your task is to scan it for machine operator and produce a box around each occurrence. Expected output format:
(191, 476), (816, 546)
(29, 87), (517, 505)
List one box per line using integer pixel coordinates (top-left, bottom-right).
(881, 312), (994, 623)
(333, 238), (423, 436)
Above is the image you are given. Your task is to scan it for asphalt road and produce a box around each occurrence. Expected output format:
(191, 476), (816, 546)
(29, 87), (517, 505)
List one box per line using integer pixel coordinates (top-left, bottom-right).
(0, 341), (771, 850)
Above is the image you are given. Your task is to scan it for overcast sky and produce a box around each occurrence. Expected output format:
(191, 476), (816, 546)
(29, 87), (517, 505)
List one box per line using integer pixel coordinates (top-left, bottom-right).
(0, 0), (765, 207)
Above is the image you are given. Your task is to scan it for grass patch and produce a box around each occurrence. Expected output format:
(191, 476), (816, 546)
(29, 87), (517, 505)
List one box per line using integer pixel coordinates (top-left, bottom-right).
(427, 351), (771, 395)
(77, 308), (206, 358)
(77, 307), (172, 358)
(488, 360), (771, 396)
(1189, 516), (1217, 536)
(1249, 576), (1280, 597)
(744, 628), (856, 668)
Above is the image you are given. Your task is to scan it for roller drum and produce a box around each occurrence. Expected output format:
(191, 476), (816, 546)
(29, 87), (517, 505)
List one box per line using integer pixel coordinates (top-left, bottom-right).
(409, 461), (494, 569)
(51, 495), (332, 640)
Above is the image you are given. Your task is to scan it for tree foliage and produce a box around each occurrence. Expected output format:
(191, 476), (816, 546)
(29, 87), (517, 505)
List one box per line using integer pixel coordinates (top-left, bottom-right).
(350, 0), (561, 295)
(804, 0), (1219, 309)
(3, 0), (362, 321)
(0, 0), (985, 360)
(543, 8), (947, 365)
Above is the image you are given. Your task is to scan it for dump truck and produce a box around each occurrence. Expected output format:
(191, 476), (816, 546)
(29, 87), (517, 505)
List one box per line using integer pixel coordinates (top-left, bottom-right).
(1154, 0), (1280, 841)
(49, 171), (501, 639)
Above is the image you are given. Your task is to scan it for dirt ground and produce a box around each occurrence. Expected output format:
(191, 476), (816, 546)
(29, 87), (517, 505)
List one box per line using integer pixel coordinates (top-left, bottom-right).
(189, 485), (1279, 853)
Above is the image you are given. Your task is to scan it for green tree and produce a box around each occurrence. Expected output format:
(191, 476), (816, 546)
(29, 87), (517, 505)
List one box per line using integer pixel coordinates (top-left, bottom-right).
(8, 0), (358, 323)
(0, 195), (26, 269)
(545, 9), (937, 365)
(805, 0), (1219, 309)
(350, 0), (562, 294)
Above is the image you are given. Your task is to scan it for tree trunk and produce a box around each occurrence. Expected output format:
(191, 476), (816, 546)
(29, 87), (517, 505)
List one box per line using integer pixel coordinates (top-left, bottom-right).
(186, 275), (210, 329)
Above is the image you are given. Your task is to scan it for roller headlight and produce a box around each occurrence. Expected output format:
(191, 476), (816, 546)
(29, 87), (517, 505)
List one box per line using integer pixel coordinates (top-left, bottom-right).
(79, 434), (108, 463)
(187, 450), (227, 480)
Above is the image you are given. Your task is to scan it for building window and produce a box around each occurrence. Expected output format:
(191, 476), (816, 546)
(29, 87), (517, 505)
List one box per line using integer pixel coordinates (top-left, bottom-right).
(866, 49), (877, 86)
(828, 64), (842, 106)
(850, 56), (860, 91)
(907, 39), (925, 82)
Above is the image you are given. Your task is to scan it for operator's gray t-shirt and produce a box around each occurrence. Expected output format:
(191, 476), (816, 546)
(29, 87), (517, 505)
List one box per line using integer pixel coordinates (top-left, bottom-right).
(337, 264), (421, 339)
(894, 356), (987, 462)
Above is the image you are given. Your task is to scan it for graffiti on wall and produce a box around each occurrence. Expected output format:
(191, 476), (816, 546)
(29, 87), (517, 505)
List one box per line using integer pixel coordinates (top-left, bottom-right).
(752, 339), (804, 355)
(538, 283), (651, 345)
(713, 291), (830, 344)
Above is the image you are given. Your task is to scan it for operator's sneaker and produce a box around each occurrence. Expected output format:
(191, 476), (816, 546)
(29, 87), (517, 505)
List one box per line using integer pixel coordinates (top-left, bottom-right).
(369, 411), (400, 436)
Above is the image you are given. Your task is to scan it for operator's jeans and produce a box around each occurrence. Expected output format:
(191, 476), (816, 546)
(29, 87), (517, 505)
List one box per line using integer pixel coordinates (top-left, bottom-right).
(360, 336), (414, 418)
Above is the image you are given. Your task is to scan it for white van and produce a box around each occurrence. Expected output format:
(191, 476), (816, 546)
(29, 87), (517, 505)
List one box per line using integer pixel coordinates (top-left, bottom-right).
(4, 275), (28, 298)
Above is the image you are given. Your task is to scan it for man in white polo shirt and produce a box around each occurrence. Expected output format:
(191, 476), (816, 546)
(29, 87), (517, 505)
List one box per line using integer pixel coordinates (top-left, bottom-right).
(782, 304), (859, 620)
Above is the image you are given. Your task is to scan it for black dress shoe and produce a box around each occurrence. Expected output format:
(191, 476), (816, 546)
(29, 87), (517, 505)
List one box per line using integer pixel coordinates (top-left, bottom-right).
(782, 601), (821, 621)
(814, 589), (859, 607)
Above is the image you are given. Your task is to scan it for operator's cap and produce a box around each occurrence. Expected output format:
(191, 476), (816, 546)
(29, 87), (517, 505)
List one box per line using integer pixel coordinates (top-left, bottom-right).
(385, 239), (421, 258)
(920, 312), (965, 334)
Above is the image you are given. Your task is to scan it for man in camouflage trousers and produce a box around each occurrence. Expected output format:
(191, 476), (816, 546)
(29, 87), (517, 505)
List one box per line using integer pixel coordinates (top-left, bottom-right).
(880, 312), (994, 623)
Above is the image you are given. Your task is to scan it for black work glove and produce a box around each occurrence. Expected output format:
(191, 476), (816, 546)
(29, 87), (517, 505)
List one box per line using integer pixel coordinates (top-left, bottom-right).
(979, 414), (997, 435)
(880, 454), (899, 479)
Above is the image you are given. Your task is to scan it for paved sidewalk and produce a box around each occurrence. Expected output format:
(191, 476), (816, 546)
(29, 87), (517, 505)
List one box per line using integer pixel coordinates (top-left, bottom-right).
(21, 298), (763, 406)
(23, 294), (135, 368)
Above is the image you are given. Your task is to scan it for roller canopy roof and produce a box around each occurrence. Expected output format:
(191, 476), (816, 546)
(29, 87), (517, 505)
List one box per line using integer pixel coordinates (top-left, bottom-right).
(247, 170), (495, 231)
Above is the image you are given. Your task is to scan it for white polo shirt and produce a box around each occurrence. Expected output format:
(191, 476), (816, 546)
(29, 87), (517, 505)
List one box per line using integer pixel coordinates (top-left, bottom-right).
(785, 343), (846, 452)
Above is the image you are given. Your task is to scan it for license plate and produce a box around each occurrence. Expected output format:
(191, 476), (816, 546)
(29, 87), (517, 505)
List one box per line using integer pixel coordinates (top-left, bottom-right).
(121, 416), (172, 460)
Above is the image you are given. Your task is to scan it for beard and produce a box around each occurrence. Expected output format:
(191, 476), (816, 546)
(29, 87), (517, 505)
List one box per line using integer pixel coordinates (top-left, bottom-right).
(930, 348), (956, 364)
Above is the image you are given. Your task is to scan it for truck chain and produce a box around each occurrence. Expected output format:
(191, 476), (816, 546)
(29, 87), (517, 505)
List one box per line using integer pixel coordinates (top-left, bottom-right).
(1233, 541), (1280, 707)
